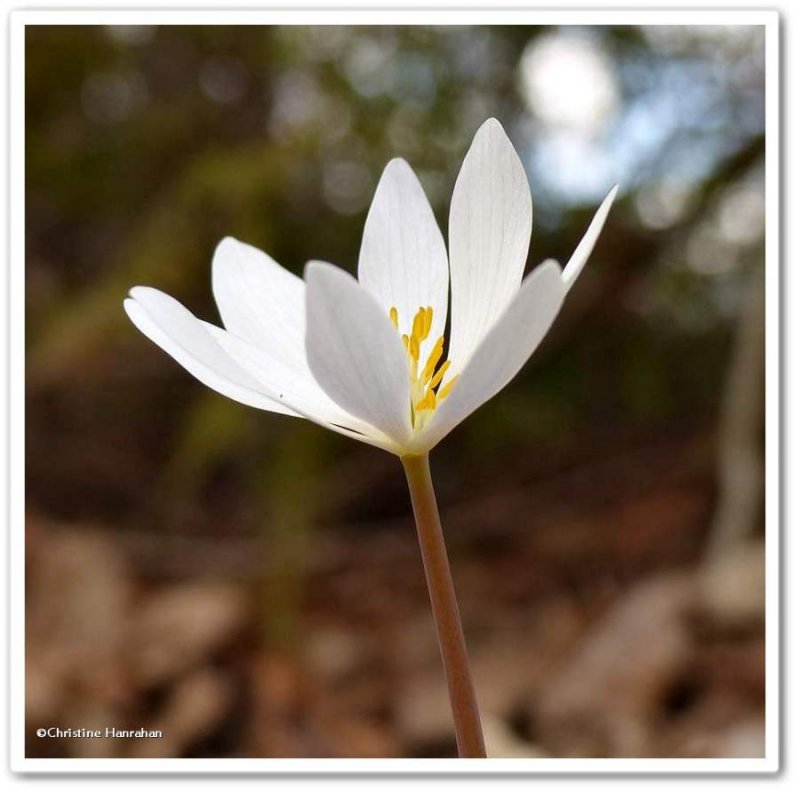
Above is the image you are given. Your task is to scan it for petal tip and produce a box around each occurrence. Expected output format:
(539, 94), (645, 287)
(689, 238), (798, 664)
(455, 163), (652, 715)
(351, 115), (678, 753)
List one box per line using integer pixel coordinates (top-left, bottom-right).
(478, 116), (505, 134)
(378, 157), (420, 188)
(561, 190), (618, 290)
(473, 117), (515, 148)
(385, 156), (411, 172)
(303, 259), (341, 285)
(128, 285), (154, 302)
(538, 258), (562, 278)
(215, 235), (239, 252)
(213, 236), (253, 264)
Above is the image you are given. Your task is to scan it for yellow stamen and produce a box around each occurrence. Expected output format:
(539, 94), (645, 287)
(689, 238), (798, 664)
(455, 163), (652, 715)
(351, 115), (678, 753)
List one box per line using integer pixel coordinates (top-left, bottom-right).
(409, 334), (420, 362)
(437, 375), (459, 401)
(415, 389), (436, 412)
(422, 306), (433, 339)
(409, 305), (433, 345)
(388, 305), (457, 428)
(411, 307), (424, 342)
(421, 336), (445, 382)
(429, 359), (451, 390)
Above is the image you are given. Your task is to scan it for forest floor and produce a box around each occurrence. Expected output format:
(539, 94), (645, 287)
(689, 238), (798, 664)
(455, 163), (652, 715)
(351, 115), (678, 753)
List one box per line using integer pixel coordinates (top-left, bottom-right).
(25, 425), (765, 759)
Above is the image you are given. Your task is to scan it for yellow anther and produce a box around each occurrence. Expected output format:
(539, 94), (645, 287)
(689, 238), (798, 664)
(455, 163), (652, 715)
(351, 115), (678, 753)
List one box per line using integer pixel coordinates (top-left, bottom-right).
(409, 334), (420, 362)
(409, 306), (433, 344)
(411, 309), (421, 339)
(422, 306), (433, 339)
(411, 308), (424, 342)
(415, 389), (436, 412)
(437, 375), (459, 401)
(387, 305), (456, 427)
(421, 336), (445, 383)
(429, 359), (451, 390)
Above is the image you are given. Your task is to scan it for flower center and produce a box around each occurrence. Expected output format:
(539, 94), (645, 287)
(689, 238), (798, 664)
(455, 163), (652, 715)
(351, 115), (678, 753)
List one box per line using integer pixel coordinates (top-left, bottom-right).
(389, 305), (458, 430)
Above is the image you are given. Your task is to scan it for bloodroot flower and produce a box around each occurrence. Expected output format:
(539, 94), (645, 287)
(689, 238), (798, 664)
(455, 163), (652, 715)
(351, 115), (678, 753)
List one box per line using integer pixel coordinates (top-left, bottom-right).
(125, 118), (616, 758)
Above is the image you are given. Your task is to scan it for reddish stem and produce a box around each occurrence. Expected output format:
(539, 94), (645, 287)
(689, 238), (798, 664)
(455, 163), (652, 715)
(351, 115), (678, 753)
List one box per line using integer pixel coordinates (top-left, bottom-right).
(401, 453), (486, 758)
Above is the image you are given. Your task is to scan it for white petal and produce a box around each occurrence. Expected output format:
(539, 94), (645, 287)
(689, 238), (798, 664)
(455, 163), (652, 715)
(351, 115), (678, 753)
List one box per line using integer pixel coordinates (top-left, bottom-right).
(124, 287), (295, 415)
(447, 118), (533, 372)
(305, 261), (412, 445)
(126, 287), (397, 451)
(358, 158), (449, 358)
(206, 323), (390, 441)
(212, 236), (374, 420)
(416, 260), (566, 452)
(561, 185), (618, 290)
(212, 237), (306, 367)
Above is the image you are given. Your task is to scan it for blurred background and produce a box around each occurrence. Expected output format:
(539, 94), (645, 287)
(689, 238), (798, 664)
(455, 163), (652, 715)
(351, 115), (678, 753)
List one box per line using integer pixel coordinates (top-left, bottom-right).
(25, 24), (766, 759)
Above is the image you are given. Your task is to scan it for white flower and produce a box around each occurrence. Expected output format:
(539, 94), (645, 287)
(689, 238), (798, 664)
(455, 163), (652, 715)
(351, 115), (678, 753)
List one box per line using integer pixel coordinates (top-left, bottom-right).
(124, 119), (617, 456)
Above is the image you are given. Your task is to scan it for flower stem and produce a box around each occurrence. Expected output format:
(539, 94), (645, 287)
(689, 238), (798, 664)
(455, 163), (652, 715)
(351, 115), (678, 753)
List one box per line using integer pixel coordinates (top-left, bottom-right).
(401, 453), (486, 758)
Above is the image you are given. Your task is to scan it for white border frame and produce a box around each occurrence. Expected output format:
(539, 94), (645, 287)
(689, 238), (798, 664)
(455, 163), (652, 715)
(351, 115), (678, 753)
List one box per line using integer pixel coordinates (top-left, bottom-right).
(7, 5), (780, 776)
